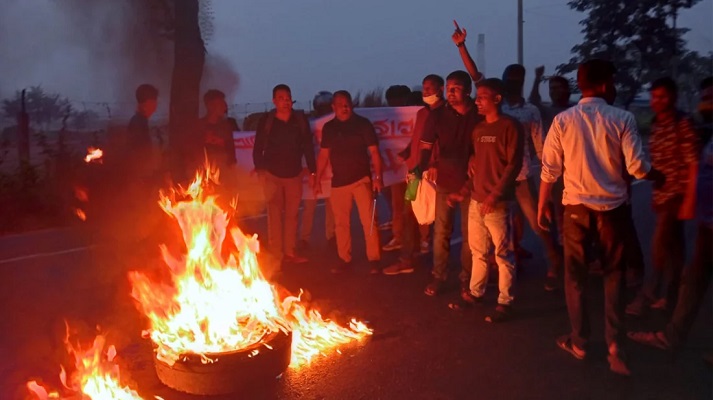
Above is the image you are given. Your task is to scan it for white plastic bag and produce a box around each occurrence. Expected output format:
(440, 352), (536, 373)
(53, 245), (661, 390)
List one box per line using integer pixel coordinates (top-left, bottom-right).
(412, 172), (437, 225)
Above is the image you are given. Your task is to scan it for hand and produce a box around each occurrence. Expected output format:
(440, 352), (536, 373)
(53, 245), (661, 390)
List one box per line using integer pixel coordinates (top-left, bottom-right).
(452, 20), (467, 46)
(313, 177), (322, 196)
(480, 197), (496, 216)
(372, 177), (384, 193)
(535, 66), (545, 80)
(427, 167), (438, 183)
(467, 156), (476, 178)
(447, 192), (464, 208)
(646, 168), (666, 189)
(537, 205), (552, 232)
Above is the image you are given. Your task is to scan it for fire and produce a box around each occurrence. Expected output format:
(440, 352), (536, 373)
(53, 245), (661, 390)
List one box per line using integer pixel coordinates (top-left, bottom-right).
(130, 164), (372, 370)
(26, 326), (145, 400)
(84, 147), (103, 163)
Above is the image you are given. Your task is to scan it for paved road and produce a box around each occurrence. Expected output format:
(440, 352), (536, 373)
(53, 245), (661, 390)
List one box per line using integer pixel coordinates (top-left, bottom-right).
(1, 182), (711, 400)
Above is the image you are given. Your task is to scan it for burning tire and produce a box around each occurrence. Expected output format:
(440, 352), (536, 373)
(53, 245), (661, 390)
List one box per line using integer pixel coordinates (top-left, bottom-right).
(154, 330), (292, 396)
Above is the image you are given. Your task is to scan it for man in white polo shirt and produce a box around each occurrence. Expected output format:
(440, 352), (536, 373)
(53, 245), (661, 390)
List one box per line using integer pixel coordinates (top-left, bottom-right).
(537, 59), (664, 376)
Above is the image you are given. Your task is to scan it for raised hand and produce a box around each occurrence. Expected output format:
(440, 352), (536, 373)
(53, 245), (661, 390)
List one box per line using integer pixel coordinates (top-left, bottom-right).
(535, 66), (545, 79)
(452, 20), (467, 46)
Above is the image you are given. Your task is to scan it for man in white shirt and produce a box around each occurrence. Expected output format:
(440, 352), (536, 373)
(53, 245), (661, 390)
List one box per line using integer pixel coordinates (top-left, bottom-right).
(537, 59), (664, 376)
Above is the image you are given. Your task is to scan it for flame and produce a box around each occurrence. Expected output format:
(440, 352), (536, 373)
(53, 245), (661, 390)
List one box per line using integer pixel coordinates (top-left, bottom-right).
(130, 164), (372, 369)
(74, 208), (87, 221)
(84, 147), (103, 163)
(26, 327), (145, 400)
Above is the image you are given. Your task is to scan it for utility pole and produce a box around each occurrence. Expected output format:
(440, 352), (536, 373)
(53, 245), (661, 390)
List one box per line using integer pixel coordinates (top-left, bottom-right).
(477, 34), (487, 76)
(517, 0), (524, 65)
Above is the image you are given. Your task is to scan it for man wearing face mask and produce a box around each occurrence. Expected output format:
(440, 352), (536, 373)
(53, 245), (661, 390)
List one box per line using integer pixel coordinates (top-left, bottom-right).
(418, 70), (480, 296)
(383, 74), (445, 276)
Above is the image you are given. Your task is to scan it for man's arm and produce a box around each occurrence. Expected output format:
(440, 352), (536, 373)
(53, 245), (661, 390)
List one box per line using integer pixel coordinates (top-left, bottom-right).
(620, 114), (662, 186)
(538, 116), (565, 230)
(252, 115), (267, 170)
(528, 66), (545, 107)
(368, 145), (384, 192)
(300, 114), (317, 174)
(314, 148), (330, 195)
(530, 106), (545, 161)
(678, 117), (700, 220)
(452, 23), (484, 83)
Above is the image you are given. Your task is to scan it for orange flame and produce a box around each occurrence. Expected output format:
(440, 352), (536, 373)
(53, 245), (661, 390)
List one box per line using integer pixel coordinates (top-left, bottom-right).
(84, 147), (103, 163)
(26, 326), (145, 399)
(130, 164), (372, 369)
(74, 208), (87, 221)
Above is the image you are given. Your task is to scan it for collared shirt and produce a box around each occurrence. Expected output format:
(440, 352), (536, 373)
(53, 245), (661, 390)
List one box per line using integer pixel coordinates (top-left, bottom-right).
(502, 101), (544, 181)
(649, 112), (698, 206)
(541, 97), (651, 211)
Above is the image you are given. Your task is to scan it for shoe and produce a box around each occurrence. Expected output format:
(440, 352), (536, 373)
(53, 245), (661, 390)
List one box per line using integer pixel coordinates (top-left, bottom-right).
(424, 279), (444, 296)
(330, 260), (351, 274)
(485, 304), (512, 323)
(607, 351), (631, 376)
(516, 246), (533, 260)
(383, 261), (415, 275)
(369, 261), (382, 275)
(382, 238), (402, 251)
(420, 240), (430, 254)
(448, 294), (483, 311)
(544, 275), (559, 292)
(378, 221), (392, 231)
(650, 298), (667, 311)
(627, 331), (671, 351)
(625, 297), (648, 317)
(283, 254), (308, 264)
(556, 335), (587, 360)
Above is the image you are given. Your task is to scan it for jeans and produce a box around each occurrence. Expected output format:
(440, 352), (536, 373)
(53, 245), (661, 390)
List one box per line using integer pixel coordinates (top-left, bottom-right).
(330, 176), (381, 263)
(639, 201), (686, 305)
(468, 200), (517, 305)
(300, 198), (335, 242)
(390, 182), (407, 241)
(432, 191), (471, 284)
(665, 224), (712, 345)
(514, 178), (563, 276)
(399, 199), (432, 266)
(563, 204), (629, 350)
(262, 172), (303, 259)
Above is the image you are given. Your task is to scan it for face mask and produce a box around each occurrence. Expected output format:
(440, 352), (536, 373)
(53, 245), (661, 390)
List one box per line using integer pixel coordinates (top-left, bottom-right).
(422, 94), (440, 105)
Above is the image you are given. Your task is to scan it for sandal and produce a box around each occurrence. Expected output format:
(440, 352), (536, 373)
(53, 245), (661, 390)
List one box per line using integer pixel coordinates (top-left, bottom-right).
(556, 334), (587, 360)
(627, 331), (671, 350)
(424, 279), (444, 296)
(485, 304), (512, 323)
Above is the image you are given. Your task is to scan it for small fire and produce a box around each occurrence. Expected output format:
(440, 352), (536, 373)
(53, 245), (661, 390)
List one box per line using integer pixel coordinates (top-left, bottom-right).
(74, 208), (87, 221)
(130, 164), (372, 370)
(26, 326), (145, 400)
(84, 147), (103, 163)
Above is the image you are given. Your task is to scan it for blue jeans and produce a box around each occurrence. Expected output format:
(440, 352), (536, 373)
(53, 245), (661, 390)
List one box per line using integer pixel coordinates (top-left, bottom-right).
(468, 200), (517, 305)
(432, 191), (471, 284)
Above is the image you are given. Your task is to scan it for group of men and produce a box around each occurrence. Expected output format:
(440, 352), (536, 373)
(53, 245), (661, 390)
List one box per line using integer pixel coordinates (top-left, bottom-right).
(122, 23), (712, 378)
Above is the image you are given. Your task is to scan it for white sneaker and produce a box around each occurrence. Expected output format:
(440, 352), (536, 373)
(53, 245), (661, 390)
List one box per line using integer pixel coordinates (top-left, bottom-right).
(382, 238), (402, 251)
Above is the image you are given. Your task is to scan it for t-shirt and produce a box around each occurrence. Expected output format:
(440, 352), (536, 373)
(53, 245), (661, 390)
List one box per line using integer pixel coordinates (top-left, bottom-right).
(420, 104), (479, 193)
(502, 100), (544, 181)
(321, 113), (378, 188)
(399, 101), (445, 171)
(194, 117), (239, 168)
(253, 111), (316, 179)
(127, 113), (151, 149)
(648, 112), (698, 207)
(470, 116), (524, 203)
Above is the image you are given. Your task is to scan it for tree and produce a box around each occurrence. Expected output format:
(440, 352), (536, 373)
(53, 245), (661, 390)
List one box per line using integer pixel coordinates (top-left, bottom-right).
(558, 0), (702, 109)
(1, 86), (71, 130)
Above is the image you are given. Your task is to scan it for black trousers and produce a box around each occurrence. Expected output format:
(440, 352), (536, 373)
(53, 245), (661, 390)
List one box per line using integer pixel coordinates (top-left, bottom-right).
(666, 224), (713, 346)
(563, 204), (629, 350)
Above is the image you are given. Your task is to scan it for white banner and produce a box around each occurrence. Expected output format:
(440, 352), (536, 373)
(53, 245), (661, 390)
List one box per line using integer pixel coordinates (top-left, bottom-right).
(233, 107), (421, 200)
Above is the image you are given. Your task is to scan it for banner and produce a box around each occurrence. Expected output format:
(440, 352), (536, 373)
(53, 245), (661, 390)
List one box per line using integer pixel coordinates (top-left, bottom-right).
(233, 106), (421, 200)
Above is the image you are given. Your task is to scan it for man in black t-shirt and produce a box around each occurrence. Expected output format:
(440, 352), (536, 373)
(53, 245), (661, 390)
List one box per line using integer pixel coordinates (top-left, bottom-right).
(315, 90), (384, 273)
(418, 70), (479, 296)
(253, 84), (316, 265)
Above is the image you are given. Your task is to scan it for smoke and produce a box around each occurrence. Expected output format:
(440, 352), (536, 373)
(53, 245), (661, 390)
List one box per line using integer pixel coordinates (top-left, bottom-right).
(0, 0), (172, 110)
(201, 53), (241, 109)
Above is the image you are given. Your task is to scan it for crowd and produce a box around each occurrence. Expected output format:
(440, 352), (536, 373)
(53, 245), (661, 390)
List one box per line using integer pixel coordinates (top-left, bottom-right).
(118, 23), (712, 377)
